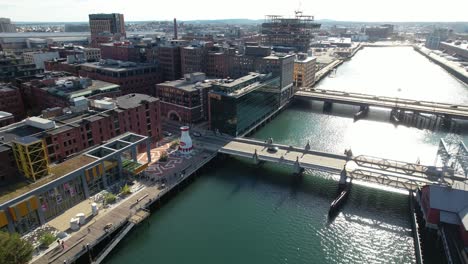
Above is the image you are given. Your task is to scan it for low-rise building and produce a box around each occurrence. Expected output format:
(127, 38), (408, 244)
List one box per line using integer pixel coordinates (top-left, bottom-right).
(439, 42), (468, 61)
(155, 72), (211, 123)
(0, 132), (151, 234)
(294, 53), (316, 88)
(419, 185), (468, 248)
(0, 93), (161, 186)
(0, 55), (43, 82)
(209, 73), (282, 136)
(100, 42), (143, 62)
(0, 111), (14, 127)
(23, 51), (60, 69)
(21, 76), (120, 113)
(0, 83), (25, 121)
(79, 60), (161, 95)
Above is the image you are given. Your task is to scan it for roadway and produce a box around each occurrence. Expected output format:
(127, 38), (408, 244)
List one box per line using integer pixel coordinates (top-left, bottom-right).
(295, 89), (468, 119)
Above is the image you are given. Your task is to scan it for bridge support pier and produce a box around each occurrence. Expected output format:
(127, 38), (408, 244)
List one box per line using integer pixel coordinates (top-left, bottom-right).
(339, 168), (348, 191)
(354, 105), (369, 121)
(294, 157), (304, 175)
(323, 101), (333, 112)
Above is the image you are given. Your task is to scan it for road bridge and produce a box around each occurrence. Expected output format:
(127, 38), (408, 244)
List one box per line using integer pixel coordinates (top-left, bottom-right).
(218, 137), (467, 191)
(295, 88), (468, 120)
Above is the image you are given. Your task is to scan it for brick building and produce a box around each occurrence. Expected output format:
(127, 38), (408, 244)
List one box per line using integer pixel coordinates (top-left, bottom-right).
(49, 46), (101, 62)
(0, 111), (14, 127)
(21, 76), (120, 113)
(0, 93), (161, 185)
(0, 83), (25, 121)
(100, 42), (143, 62)
(155, 72), (211, 123)
(44, 59), (82, 76)
(0, 55), (43, 82)
(23, 51), (60, 69)
(180, 41), (213, 75)
(294, 53), (316, 88)
(78, 60), (161, 95)
(89, 13), (126, 47)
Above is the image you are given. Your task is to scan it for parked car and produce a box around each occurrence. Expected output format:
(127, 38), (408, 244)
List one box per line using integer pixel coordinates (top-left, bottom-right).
(192, 132), (202, 137)
(163, 131), (172, 137)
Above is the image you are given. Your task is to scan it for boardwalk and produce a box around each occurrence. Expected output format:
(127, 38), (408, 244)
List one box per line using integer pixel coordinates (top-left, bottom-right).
(295, 89), (468, 119)
(31, 149), (216, 264)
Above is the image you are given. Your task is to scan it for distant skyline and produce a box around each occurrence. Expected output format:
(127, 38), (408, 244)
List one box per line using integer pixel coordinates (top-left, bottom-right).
(1, 0), (467, 22)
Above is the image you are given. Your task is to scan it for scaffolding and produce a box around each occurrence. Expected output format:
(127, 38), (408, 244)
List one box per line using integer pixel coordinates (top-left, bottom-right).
(12, 137), (50, 181)
(261, 12), (321, 52)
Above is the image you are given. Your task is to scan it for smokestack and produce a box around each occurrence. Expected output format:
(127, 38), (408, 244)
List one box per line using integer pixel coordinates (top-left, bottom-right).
(173, 18), (178, 40)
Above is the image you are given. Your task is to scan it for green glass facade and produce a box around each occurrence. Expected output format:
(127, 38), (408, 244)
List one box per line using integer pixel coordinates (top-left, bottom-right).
(209, 77), (281, 136)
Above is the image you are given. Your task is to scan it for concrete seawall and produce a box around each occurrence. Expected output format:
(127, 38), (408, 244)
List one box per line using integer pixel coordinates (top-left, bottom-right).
(414, 46), (468, 85)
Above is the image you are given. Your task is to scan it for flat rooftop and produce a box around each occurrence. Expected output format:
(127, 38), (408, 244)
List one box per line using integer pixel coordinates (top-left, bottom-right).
(159, 79), (212, 92)
(116, 93), (159, 109)
(0, 83), (15, 93)
(0, 154), (97, 205)
(0, 123), (44, 148)
(41, 77), (119, 99)
(442, 41), (468, 50)
(81, 61), (157, 72)
(214, 73), (262, 88)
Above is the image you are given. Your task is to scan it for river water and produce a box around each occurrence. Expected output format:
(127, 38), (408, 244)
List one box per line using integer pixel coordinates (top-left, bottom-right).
(104, 47), (468, 264)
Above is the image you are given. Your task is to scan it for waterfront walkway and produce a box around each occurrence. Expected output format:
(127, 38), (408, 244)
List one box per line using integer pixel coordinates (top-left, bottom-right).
(31, 142), (216, 264)
(295, 88), (468, 119)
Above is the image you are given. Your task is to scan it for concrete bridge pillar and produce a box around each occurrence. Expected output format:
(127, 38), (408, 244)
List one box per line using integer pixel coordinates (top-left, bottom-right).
(294, 156), (304, 175)
(252, 149), (259, 165)
(323, 101), (333, 112)
(339, 168), (347, 185)
(305, 140), (311, 151)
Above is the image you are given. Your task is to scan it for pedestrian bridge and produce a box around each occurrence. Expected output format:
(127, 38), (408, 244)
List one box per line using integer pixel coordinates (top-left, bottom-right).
(295, 88), (468, 120)
(218, 137), (467, 190)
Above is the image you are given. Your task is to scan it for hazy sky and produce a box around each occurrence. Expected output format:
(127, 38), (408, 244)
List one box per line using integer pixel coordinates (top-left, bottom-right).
(0, 0), (467, 22)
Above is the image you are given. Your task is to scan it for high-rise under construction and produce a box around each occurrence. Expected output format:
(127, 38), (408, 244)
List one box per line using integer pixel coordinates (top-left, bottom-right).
(261, 12), (321, 52)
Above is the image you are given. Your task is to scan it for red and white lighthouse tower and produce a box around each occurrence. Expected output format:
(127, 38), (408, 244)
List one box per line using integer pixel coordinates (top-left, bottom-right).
(179, 126), (193, 154)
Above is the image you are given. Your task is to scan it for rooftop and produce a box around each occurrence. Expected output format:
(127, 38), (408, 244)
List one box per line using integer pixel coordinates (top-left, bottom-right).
(116, 93), (159, 109)
(159, 73), (212, 92)
(0, 83), (15, 93)
(39, 77), (119, 99)
(81, 61), (157, 72)
(442, 41), (468, 50)
(0, 154), (97, 205)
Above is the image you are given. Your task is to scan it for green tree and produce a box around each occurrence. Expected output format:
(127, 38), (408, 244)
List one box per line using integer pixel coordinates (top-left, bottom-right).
(39, 232), (56, 247)
(104, 193), (117, 204)
(0, 231), (34, 264)
(120, 184), (131, 195)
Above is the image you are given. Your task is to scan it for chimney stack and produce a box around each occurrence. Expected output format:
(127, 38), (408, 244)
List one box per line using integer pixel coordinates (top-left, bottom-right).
(173, 18), (178, 40)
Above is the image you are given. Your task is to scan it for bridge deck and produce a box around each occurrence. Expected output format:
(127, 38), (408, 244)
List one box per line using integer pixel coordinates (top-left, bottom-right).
(295, 89), (468, 119)
(219, 138), (467, 191)
(220, 139), (347, 173)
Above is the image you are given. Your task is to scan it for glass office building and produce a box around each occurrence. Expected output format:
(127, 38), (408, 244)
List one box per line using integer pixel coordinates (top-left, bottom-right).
(209, 73), (281, 136)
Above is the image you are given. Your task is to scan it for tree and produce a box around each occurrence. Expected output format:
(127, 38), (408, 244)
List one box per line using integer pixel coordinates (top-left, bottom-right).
(0, 231), (34, 264)
(104, 193), (117, 204)
(120, 184), (131, 195)
(39, 232), (55, 247)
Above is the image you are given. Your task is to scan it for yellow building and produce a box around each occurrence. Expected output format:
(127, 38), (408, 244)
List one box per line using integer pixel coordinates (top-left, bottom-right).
(294, 53), (316, 88)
